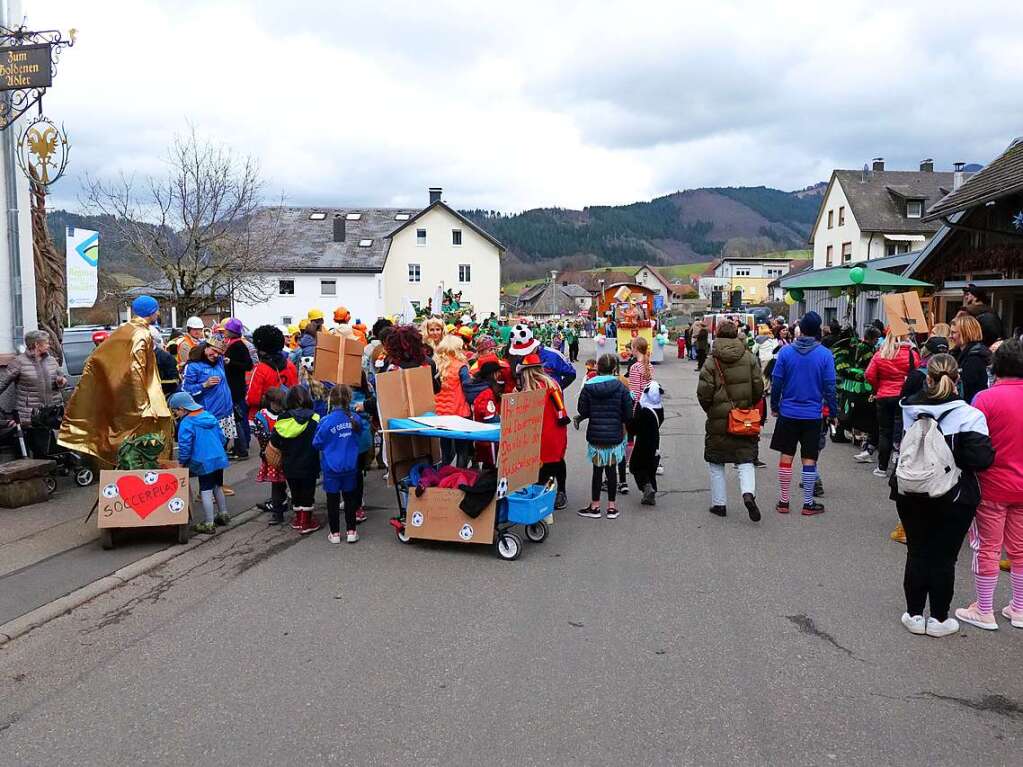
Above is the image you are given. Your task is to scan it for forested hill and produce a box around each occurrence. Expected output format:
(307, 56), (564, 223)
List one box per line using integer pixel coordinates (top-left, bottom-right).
(463, 183), (825, 282)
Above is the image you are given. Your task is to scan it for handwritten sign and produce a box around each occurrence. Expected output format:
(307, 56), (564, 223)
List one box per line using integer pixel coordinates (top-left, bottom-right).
(498, 389), (545, 494)
(97, 469), (190, 529)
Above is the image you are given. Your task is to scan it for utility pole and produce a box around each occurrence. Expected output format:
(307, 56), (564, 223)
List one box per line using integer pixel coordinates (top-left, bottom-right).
(1, 0), (24, 351)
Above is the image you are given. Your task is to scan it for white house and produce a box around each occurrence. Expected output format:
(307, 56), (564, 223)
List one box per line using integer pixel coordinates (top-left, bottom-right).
(809, 159), (955, 270)
(235, 188), (504, 329)
(632, 263), (683, 310)
(712, 255), (793, 304)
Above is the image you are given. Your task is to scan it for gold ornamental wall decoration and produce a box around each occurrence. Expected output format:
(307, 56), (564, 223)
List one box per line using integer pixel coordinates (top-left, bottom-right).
(16, 113), (69, 186)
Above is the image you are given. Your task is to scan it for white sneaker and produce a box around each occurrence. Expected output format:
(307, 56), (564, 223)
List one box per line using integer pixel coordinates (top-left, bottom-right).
(656, 466), (665, 475)
(327, 532), (342, 544)
(901, 612), (926, 635)
(346, 530), (359, 543)
(853, 450), (873, 463)
(872, 467), (888, 478)
(925, 616), (960, 637)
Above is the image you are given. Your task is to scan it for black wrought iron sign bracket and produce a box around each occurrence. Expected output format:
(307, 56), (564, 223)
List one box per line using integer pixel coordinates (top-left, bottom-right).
(0, 25), (76, 130)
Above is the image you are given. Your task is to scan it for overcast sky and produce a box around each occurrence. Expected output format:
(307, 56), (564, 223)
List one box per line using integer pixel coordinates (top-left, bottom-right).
(28, 0), (1023, 213)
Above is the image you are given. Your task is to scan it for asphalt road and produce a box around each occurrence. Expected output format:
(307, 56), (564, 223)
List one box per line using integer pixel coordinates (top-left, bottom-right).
(1, 343), (1020, 766)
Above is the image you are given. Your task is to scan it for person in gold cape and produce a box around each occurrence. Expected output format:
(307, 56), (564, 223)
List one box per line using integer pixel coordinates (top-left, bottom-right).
(58, 295), (174, 468)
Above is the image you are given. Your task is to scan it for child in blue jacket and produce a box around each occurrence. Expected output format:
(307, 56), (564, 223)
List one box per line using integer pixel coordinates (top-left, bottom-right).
(313, 385), (367, 544)
(169, 391), (230, 534)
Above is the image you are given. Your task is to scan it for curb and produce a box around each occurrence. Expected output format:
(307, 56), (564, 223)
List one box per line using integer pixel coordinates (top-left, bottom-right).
(0, 505), (264, 647)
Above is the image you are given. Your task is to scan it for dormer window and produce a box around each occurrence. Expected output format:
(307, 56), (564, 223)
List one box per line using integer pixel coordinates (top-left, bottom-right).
(906, 200), (923, 218)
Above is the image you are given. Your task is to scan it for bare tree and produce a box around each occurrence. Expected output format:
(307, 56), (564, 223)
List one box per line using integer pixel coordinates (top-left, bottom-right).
(83, 127), (283, 320)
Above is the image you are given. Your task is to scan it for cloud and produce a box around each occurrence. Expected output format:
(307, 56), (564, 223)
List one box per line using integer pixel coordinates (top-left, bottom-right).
(30, 0), (1023, 212)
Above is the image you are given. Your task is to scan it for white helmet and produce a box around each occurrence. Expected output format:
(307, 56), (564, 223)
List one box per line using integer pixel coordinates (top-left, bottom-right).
(185, 316), (204, 330)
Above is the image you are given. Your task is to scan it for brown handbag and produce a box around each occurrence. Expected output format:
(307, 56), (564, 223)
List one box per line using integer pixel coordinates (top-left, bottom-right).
(264, 442), (283, 469)
(714, 357), (762, 437)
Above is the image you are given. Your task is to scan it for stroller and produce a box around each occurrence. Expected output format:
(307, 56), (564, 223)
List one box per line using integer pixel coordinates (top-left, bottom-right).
(21, 404), (95, 492)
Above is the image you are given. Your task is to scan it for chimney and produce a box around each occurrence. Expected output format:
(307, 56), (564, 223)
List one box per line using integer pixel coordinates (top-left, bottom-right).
(429, 187), (442, 205)
(953, 162), (966, 191)
(919, 158), (934, 173)
(872, 157), (885, 172)
(333, 214), (345, 243)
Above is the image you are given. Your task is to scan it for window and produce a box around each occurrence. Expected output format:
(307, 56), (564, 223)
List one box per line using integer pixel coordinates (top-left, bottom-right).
(452, 229), (462, 246)
(766, 268), (783, 278)
(394, 213), (411, 221)
(824, 307), (838, 325)
(408, 263), (421, 283)
(865, 298), (878, 325)
(826, 245), (834, 266)
(345, 212), (362, 221)
(458, 264), (471, 283)
(886, 241), (910, 256)
(308, 212), (326, 221)
(734, 267), (751, 277)
(278, 279), (295, 295)
(321, 279), (336, 296)
(827, 210), (834, 229)
(838, 206), (845, 226)
(841, 242), (852, 262)
(906, 200), (923, 218)
(282, 316), (293, 326)
(358, 239), (372, 247)
(416, 228), (427, 246)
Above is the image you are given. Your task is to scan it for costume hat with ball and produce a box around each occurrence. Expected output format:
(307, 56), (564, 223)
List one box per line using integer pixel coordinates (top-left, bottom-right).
(508, 323), (539, 356)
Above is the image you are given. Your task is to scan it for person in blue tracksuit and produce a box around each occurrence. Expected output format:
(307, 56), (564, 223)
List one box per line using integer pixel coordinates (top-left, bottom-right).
(313, 384), (366, 544)
(769, 311), (837, 516)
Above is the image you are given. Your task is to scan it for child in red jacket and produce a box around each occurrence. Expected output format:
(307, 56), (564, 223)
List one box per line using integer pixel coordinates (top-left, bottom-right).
(517, 353), (571, 510)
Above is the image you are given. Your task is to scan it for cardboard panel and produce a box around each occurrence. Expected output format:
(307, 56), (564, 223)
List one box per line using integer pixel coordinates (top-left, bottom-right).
(406, 487), (495, 544)
(376, 367), (439, 485)
(498, 389), (545, 494)
(883, 292), (929, 337)
(313, 332), (365, 386)
(97, 469), (189, 529)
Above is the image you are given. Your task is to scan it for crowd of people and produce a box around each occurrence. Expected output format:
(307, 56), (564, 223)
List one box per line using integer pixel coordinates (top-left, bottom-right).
(684, 283), (1023, 637)
(27, 278), (1023, 637)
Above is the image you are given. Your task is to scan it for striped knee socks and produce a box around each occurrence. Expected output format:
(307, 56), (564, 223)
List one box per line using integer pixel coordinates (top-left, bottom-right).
(778, 461), (792, 504)
(1012, 569), (1023, 613)
(802, 465), (817, 508)
(976, 574), (999, 614)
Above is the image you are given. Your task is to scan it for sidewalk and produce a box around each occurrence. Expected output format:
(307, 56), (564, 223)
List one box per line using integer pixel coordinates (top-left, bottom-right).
(0, 455), (267, 626)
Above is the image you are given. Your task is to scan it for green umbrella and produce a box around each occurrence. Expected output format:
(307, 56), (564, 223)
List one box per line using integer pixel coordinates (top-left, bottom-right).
(783, 264), (930, 290)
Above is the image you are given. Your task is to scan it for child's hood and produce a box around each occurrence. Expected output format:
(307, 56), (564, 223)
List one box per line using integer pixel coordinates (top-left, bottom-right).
(186, 410), (221, 431)
(275, 408), (319, 437)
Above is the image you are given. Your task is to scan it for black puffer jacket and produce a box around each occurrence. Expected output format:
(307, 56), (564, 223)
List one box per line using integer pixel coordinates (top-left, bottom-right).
(956, 341), (990, 404)
(577, 377), (633, 447)
(270, 407), (321, 479)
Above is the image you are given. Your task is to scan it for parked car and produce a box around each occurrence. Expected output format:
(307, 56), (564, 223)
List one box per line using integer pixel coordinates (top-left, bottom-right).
(62, 325), (112, 385)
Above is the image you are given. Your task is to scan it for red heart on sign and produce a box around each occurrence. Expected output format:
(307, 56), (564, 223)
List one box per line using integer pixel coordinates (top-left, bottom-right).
(115, 473), (180, 519)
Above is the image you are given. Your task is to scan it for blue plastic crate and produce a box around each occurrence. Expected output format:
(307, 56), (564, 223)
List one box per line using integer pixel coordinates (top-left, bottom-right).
(501, 484), (556, 526)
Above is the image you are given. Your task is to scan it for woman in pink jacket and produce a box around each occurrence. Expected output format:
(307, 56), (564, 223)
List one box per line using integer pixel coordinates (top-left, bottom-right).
(956, 339), (1023, 630)
(865, 332), (917, 478)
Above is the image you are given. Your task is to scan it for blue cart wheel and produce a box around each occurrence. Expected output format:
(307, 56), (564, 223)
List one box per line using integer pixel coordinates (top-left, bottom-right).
(495, 532), (522, 561)
(524, 521), (548, 543)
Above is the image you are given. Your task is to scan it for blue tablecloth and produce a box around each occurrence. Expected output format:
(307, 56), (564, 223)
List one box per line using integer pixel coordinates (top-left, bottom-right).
(387, 415), (500, 443)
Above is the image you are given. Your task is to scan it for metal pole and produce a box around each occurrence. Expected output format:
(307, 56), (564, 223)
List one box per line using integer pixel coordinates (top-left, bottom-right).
(1, 1), (25, 351)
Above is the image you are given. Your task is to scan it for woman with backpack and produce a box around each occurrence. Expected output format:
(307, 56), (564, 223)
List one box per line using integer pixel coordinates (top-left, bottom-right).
(892, 353), (994, 637)
(865, 331), (917, 479)
(955, 339), (1023, 630)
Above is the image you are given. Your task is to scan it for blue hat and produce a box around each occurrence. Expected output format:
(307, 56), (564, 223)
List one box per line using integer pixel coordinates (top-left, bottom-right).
(167, 391), (202, 411)
(799, 311), (822, 339)
(131, 295), (159, 318)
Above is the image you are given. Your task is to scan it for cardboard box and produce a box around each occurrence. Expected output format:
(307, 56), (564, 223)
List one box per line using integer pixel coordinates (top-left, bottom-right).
(614, 285), (632, 302)
(97, 469), (190, 528)
(312, 332), (365, 386)
(406, 488), (496, 544)
(375, 366), (439, 485)
(882, 291), (929, 337)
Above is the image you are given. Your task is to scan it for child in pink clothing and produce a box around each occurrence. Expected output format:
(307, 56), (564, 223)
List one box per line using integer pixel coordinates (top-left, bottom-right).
(957, 339), (1023, 630)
